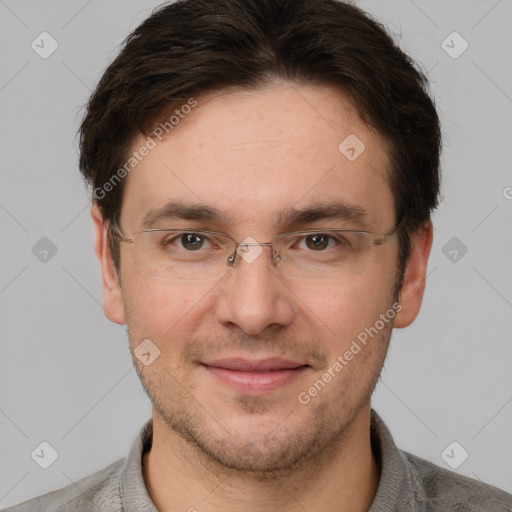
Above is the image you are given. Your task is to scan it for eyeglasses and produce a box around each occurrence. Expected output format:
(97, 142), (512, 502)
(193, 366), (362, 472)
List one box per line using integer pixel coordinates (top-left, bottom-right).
(111, 216), (404, 281)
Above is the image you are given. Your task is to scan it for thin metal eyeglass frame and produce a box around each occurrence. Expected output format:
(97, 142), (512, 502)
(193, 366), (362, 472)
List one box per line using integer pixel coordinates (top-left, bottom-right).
(110, 214), (405, 272)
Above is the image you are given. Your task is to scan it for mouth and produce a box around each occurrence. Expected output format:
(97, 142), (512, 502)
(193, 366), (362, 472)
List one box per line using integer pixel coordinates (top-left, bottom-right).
(200, 357), (311, 394)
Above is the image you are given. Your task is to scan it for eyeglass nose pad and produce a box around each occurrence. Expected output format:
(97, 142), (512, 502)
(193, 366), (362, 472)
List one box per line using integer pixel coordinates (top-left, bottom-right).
(226, 246), (281, 267)
(227, 251), (237, 267)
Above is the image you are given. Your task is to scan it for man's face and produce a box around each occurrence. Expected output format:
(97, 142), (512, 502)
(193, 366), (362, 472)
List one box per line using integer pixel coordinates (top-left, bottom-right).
(108, 83), (406, 474)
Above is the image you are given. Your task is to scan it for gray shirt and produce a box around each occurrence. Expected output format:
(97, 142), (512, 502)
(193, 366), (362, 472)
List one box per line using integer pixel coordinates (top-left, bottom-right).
(4, 410), (512, 511)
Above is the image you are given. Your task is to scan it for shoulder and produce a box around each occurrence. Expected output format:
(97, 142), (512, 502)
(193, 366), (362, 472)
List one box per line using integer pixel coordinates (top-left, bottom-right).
(402, 450), (512, 511)
(1, 458), (126, 512)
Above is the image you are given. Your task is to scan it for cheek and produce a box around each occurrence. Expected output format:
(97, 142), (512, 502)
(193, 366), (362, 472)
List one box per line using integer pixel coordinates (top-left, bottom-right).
(296, 267), (396, 351)
(122, 277), (189, 339)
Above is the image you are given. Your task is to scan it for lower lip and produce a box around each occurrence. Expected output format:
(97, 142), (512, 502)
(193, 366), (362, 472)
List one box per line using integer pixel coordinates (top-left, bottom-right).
(201, 364), (309, 394)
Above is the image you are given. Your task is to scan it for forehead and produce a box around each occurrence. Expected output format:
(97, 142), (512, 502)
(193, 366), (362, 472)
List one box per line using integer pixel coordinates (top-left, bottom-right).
(120, 83), (395, 233)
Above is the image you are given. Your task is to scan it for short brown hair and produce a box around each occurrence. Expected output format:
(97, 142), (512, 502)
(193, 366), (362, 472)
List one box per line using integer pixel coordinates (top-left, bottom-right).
(78, 0), (442, 292)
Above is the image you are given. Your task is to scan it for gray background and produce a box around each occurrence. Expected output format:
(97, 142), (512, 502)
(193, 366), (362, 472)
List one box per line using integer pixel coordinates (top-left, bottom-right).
(1, 0), (511, 507)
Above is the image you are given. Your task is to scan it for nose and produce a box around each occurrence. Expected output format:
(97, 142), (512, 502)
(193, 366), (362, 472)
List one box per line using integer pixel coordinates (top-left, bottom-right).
(214, 244), (295, 336)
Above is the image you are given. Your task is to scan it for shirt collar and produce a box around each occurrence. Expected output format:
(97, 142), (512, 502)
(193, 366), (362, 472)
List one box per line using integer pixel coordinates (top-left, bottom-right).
(368, 409), (421, 511)
(119, 418), (157, 512)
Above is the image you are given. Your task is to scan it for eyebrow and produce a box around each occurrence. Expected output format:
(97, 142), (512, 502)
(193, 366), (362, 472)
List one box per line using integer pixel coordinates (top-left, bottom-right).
(140, 200), (368, 230)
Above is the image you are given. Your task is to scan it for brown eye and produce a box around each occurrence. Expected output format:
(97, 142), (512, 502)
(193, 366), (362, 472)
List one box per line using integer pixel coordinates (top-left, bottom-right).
(305, 234), (330, 250)
(162, 232), (207, 250)
(180, 233), (205, 250)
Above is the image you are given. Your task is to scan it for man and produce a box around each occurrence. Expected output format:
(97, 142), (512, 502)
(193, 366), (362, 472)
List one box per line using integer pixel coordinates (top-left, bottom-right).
(5, 0), (512, 510)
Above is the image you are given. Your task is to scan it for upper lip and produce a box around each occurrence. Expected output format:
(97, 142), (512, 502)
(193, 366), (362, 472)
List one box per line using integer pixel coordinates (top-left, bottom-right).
(201, 357), (309, 372)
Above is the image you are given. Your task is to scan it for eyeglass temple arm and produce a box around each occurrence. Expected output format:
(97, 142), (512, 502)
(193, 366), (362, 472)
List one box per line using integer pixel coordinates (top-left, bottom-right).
(373, 215), (405, 245)
(109, 222), (134, 243)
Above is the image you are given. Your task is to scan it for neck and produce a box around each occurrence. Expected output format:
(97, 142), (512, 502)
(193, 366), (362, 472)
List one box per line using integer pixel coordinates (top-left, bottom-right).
(142, 405), (380, 512)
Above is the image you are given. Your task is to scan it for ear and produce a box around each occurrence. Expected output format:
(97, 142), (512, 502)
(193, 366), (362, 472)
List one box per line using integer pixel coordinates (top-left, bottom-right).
(91, 204), (126, 325)
(394, 221), (433, 328)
